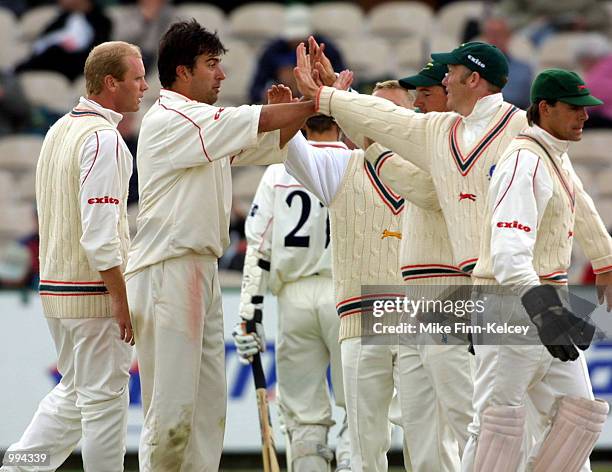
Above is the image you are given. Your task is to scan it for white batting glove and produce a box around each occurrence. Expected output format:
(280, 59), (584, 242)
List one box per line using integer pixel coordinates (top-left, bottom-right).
(232, 321), (266, 365)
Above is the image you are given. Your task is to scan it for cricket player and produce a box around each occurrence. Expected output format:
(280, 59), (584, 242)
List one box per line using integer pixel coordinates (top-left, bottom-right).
(262, 76), (464, 471)
(466, 69), (612, 472)
(296, 39), (612, 470)
(1, 42), (147, 471)
(125, 21), (316, 472)
(306, 42), (475, 470)
(233, 114), (351, 471)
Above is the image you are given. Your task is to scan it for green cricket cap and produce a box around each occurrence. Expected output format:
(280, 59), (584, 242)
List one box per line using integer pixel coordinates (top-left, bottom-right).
(399, 60), (447, 89)
(431, 41), (509, 89)
(530, 68), (603, 106)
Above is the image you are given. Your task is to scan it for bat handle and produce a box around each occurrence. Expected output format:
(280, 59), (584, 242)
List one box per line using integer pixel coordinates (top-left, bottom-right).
(246, 319), (267, 390)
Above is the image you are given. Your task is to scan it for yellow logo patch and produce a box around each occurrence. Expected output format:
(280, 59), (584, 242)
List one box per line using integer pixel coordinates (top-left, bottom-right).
(381, 230), (402, 240)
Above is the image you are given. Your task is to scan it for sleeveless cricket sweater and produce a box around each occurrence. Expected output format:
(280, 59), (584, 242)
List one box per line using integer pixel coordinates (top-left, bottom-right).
(36, 109), (130, 318)
(316, 86), (528, 277)
(329, 147), (404, 341)
(428, 102), (527, 275)
(472, 131), (577, 285)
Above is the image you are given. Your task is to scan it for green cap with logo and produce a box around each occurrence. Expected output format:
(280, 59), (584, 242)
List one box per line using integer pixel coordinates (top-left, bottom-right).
(530, 68), (603, 106)
(431, 41), (509, 89)
(399, 60), (447, 89)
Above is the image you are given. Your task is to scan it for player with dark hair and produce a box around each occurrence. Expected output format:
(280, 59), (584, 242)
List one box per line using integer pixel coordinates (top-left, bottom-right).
(468, 69), (612, 472)
(125, 20), (316, 472)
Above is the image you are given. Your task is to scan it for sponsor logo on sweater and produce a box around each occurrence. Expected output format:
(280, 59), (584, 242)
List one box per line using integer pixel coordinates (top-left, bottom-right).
(381, 230), (402, 240)
(87, 196), (120, 205)
(496, 220), (531, 232)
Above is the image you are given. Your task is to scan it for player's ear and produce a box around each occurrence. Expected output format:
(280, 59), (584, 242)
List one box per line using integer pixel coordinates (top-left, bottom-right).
(175, 65), (191, 82)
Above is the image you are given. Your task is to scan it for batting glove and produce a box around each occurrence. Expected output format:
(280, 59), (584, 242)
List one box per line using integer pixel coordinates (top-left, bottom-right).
(521, 285), (595, 362)
(232, 320), (266, 365)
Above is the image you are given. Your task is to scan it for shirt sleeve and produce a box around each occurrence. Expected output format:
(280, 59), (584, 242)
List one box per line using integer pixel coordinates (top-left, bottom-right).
(79, 129), (124, 272)
(284, 132), (350, 206)
(489, 148), (553, 291)
(572, 174), (612, 274)
(245, 167), (276, 259)
(367, 143), (441, 211)
(316, 86), (433, 171)
(230, 129), (286, 167)
(162, 102), (263, 168)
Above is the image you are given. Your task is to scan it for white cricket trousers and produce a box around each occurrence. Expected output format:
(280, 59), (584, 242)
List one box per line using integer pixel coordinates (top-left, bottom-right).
(127, 254), (225, 472)
(276, 276), (349, 463)
(341, 338), (473, 472)
(462, 291), (595, 472)
(1, 317), (132, 472)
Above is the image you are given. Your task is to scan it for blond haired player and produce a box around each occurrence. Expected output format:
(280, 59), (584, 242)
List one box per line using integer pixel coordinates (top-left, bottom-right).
(1, 42), (147, 471)
(233, 112), (351, 471)
(466, 69), (612, 472)
(125, 20), (317, 472)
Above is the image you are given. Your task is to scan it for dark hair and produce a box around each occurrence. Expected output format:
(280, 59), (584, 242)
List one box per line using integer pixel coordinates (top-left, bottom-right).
(526, 99), (557, 126)
(305, 115), (337, 135)
(158, 20), (227, 88)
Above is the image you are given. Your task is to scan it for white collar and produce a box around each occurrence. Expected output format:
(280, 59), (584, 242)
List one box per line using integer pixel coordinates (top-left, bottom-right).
(462, 93), (504, 126)
(77, 97), (123, 127)
(159, 88), (194, 102)
(529, 124), (570, 155)
(307, 140), (349, 149)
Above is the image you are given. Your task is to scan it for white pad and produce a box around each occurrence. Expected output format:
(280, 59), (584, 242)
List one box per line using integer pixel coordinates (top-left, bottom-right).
(290, 425), (333, 472)
(474, 405), (526, 472)
(239, 246), (270, 320)
(532, 396), (609, 472)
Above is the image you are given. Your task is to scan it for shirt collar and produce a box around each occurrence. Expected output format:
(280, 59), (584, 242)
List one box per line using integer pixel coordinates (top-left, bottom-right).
(463, 93), (504, 126)
(77, 97), (123, 127)
(159, 88), (193, 102)
(530, 124), (570, 155)
(307, 140), (349, 149)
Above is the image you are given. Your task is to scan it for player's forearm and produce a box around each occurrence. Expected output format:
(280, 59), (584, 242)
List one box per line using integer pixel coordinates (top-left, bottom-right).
(258, 101), (315, 134)
(315, 86), (430, 171)
(279, 118), (307, 149)
(100, 265), (128, 306)
(366, 143), (441, 211)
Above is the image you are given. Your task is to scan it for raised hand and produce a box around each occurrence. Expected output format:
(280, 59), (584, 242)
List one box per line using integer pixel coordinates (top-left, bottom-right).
(267, 84), (294, 105)
(333, 69), (354, 91)
(294, 42), (319, 100)
(308, 36), (337, 87)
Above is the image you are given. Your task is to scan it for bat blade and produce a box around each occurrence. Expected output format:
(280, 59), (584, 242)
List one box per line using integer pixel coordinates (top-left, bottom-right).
(256, 387), (280, 472)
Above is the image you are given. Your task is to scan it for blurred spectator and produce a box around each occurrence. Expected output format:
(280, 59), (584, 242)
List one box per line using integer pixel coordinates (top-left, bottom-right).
(0, 209), (39, 289)
(0, 0), (27, 16)
(111, 0), (175, 69)
(117, 113), (140, 204)
(0, 71), (32, 136)
(15, 0), (111, 81)
(575, 34), (612, 129)
(0, 242), (31, 289)
(249, 4), (345, 103)
(496, 0), (610, 46)
(482, 17), (533, 109)
(219, 201), (247, 271)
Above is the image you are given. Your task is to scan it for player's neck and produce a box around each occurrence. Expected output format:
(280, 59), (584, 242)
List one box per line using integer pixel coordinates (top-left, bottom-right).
(306, 130), (340, 143)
